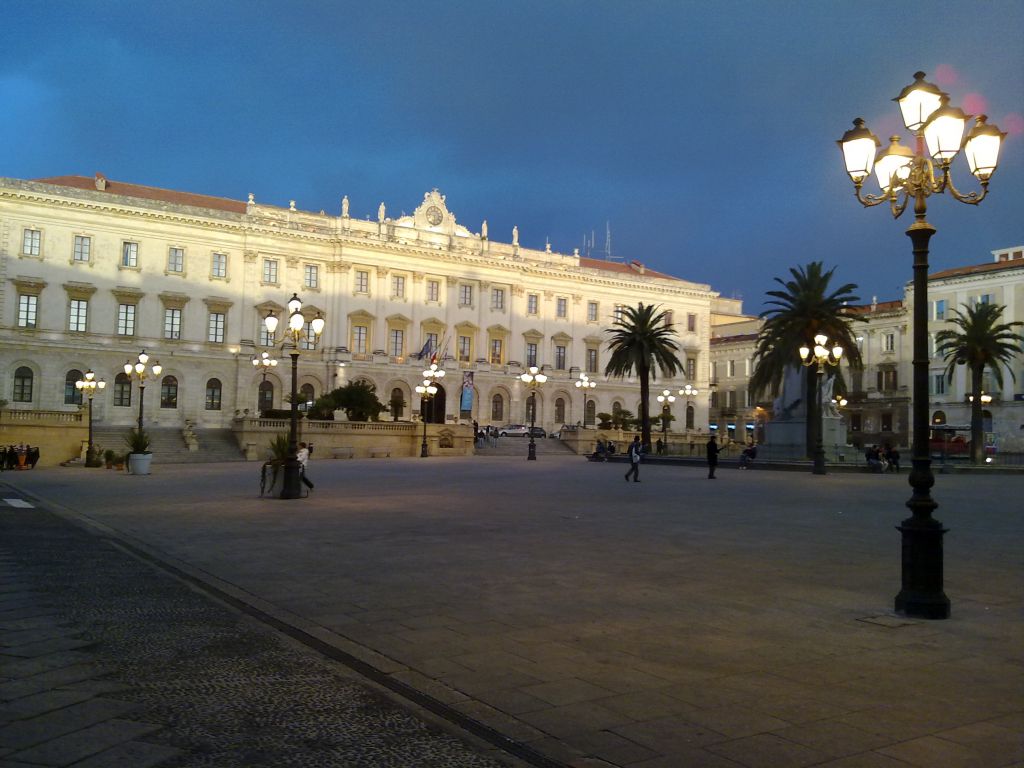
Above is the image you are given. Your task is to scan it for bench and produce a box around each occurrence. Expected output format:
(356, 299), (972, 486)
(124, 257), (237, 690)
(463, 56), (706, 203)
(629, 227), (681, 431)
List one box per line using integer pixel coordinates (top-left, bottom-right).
(369, 446), (391, 458)
(331, 446), (354, 459)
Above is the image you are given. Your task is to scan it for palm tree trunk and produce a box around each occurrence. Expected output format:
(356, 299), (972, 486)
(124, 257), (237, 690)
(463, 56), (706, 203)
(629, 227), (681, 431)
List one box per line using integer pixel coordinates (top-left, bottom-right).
(970, 365), (984, 465)
(639, 365), (651, 449)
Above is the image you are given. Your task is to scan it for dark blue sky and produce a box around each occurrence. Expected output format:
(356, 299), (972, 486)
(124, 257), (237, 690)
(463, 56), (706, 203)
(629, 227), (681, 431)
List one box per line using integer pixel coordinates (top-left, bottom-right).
(3, 1), (1021, 312)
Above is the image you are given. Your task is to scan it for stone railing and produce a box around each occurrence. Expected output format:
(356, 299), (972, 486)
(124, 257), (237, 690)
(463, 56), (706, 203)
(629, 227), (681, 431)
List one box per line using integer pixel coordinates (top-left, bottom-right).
(0, 409), (83, 424)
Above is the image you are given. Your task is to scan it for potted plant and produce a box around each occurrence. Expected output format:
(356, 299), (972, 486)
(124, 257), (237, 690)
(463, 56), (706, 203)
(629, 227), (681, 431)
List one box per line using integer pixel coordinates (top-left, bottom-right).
(85, 444), (103, 468)
(260, 433), (290, 495)
(103, 448), (116, 469)
(124, 428), (152, 475)
(113, 453), (126, 471)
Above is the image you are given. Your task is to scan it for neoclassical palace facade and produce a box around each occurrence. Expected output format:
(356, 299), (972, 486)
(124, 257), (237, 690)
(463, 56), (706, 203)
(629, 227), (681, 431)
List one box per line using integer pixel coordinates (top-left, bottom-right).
(2, 174), (732, 434)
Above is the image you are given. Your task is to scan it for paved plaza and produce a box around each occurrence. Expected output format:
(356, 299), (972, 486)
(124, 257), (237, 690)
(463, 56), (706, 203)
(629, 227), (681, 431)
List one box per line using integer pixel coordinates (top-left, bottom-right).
(3, 455), (1022, 767)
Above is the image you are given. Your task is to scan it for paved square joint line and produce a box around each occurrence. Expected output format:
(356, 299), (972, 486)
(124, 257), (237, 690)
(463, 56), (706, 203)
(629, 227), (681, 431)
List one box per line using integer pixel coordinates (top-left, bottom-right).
(856, 615), (921, 628)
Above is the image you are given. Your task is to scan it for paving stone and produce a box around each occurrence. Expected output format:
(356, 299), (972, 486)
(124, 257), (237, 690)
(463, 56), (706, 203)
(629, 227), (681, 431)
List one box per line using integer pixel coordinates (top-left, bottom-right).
(63, 740), (182, 768)
(2, 637), (97, 659)
(7, 719), (162, 766)
(0, 698), (139, 750)
(0, 651), (95, 678)
(877, 734), (999, 768)
(0, 690), (97, 721)
(706, 732), (825, 767)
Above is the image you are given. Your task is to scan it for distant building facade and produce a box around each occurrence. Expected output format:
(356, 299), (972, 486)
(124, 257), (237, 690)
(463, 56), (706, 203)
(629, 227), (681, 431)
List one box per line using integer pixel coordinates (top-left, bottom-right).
(2, 174), (728, 435)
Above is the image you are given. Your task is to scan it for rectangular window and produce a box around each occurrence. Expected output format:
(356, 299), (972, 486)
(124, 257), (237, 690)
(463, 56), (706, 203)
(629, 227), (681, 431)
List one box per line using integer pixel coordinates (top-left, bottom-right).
(935, 299), (946, 320)
(586, 348), (598, 373)
(491, 288), (505, 310)
(117, 304), (136, 336)
(23, 228), (41, 256)
(974, 293), (994, 307)
(68, 299), (88, 332)
(527, 294), (539, 315)
(389, 329), (404, 357)
(17, 295), (38, 328)
(881, 413), (893, 432)
(587, 301), (598, 322)
(490, 338), (502, 364)
(850, 413), (862, 432)
(745, 389), (753, 407)
(687, 358), (696, 380)
(458, 335), (471, 362)
(424, 332), (438, 356)
(687, 313), (697, 333)
(121, 241), (138, 268)
(459, 284), (473, 306)
(114, 376), (131, 407)
(555, 345), (566, 370)
(164, 308), (182, 340)
(427, 279), (440, 302)
(167, 247), (184, 273)
(664, 310), (674, 327)
(301, 321), (318, 351)
(356, 270), (369, 293)
(73, 235), (91, 263)
(556, 297), (567, 318)
(304, 264), (319, 289)
(878, 369), (898, 391)
(884, 333), (895, 352)
(526, 342), (538, 368)
(208, 312), (225, 343)
(353, 326), (368, 354)
(211, 252), (227, 278)
(262, 258), (278, 284)
(613, 305), (624, 323)
(392, 275), (405, 298)
(728, 360), (736, 377)
(931, 374), (946, 395)
(259, 326), (275, 347)
(727, 390), (737, 408)
(711, 361), (718, 382)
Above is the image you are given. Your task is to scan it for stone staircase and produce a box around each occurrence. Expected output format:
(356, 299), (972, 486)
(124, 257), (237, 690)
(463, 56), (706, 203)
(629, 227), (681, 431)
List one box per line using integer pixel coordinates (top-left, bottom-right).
(474, 436), (577, 457)
(91, 426), (245, 464)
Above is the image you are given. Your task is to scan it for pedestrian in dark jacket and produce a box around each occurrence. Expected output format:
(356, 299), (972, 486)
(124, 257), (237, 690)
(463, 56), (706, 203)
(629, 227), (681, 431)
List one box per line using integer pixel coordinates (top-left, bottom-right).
(624, 436), (642, 482)
(706, 434), (720, 479)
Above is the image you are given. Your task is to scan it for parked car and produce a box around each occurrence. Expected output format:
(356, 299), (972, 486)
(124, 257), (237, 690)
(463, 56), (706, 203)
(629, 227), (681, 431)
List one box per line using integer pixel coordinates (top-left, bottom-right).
(498, 424), (530, 437)
(528, 426), (546, 439)
(549, 424), (577, 439)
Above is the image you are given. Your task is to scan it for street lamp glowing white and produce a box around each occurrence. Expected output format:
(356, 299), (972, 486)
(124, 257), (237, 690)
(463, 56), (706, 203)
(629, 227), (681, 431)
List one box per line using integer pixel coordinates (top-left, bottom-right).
(799, 334), (843, 475)
(837, 70), (1005, 620)
(520, 366), (547, 460)
(416, 362), (445, 457)
(656, 389), (675, 451)
(575, 373), (596, 427)
(263, 293), (324, 499)
(75, 369), (106, 463)
(123, 350), (161, 431)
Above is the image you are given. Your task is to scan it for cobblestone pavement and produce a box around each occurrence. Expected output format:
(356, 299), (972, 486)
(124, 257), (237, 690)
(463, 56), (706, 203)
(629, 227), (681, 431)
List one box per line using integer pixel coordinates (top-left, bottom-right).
(0, 489), (515, 768)
(5, 458), (1024, 768)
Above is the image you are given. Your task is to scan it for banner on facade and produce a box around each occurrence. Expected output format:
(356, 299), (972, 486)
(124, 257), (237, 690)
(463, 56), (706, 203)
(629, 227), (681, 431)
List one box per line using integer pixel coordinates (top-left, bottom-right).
(460, 371), (474, 416)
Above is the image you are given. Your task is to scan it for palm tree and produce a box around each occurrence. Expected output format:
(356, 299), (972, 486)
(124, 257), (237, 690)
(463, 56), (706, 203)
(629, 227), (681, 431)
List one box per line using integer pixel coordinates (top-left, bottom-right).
(605, 303), (684, 449)
(935, 302), (1023, 464)
(749, 262), (864, 457)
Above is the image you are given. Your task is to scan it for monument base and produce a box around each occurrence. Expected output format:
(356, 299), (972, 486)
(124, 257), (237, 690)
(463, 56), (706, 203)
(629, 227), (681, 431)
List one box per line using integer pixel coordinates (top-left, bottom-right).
(761, 417), (850, 463)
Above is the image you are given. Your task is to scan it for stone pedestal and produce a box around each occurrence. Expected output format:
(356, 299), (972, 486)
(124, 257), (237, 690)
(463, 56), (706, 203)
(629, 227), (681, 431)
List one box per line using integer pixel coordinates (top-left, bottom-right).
(762, 416), (849, 461)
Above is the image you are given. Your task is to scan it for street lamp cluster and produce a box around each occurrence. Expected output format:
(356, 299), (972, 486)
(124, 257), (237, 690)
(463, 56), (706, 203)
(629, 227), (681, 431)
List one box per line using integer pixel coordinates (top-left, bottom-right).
(838, 71), (1005, 620)
(123, 350), (161, 431)
(799, 334), (843, 475)
(416, 362), (446, 457)
(75, 370), (106, 462)
(263, 293), (324, 499)
(520, 365), (547, 460)
(574, 373), (596, 427)
(655, 385), (700, 452)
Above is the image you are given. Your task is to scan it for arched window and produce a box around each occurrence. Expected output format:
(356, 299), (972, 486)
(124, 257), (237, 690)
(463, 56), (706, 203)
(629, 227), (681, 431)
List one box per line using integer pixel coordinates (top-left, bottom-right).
(931, 410), (946, 425)
(525, 397), (536, 423)
(300, 383), (315, 406)
(491, 393), (504, 422)
(390, 387), (404, 419)
(113, 373), (132, 407)
(258, 380), (274, 413)
(13, 367), (33, 403)
(160, 376), (178, 408)
(686, 405), (695, 430)
(554, 397), (565, 424)
(65, 369), (84, 405)
(205, 378), (222, 411)
(982, 409), (993, 433)
(585, 400), (596, 427)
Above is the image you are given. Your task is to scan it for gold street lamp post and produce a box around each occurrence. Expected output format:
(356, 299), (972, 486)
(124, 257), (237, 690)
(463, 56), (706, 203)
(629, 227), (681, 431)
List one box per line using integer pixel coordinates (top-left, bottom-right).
(415, 362), (445, 457)
(75, 369), (106, 463)
(798, 335), (844, 475)
(656, 389), (675, 453)
(251, 351), (279, 414)
(575, 373), (596, 427)
(263, 293), (325, 499)
(520, 365), (547, 460)
(838, 71), (1005, 620)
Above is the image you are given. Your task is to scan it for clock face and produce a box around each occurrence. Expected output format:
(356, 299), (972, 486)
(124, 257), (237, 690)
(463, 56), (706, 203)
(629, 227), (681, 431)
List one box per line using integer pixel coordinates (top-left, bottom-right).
(425, 206), (443, 226)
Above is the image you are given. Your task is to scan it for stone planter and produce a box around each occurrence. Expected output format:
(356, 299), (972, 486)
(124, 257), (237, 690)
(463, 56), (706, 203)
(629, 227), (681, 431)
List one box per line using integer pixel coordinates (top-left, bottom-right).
(128, 453), (152, 475)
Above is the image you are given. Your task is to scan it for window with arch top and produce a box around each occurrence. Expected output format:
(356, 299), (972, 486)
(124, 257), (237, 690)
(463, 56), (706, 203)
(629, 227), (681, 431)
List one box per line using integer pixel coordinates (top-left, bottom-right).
(65, 369), (84, 405)
(160, 376), (178, 408)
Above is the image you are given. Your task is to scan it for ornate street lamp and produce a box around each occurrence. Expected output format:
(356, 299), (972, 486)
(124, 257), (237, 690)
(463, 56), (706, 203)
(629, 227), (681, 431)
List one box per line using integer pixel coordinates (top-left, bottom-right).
(575, 373), (596, 427)
(656, 389), (675, 452)
(75, 369), (106, 463)
(520, 365), (547, 460)
(415, 362), (445, 457)
(123, 350), (162, 432)
(251, 351), (279, 413)
(838, 71), (1005, 619)
(799, 334), (844, 475)
(679, 384), (699, 432)
(264, 294), (325, 499)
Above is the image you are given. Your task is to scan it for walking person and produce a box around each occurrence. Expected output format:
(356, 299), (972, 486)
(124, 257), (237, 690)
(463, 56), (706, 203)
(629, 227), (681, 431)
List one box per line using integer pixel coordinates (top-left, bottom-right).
(624, 435), (642, 483)
(706, 434), (720, 479)
(297, 441), (314, 493)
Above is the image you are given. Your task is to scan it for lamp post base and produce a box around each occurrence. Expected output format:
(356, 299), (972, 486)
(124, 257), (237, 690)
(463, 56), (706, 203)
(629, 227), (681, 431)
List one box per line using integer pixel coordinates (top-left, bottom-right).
(895, 513), (950, 619)
(812, 447), (827, 475)
(527, 439), (536, 460)
(420, 439), (428, 458)
(280, 459), (303, 499)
